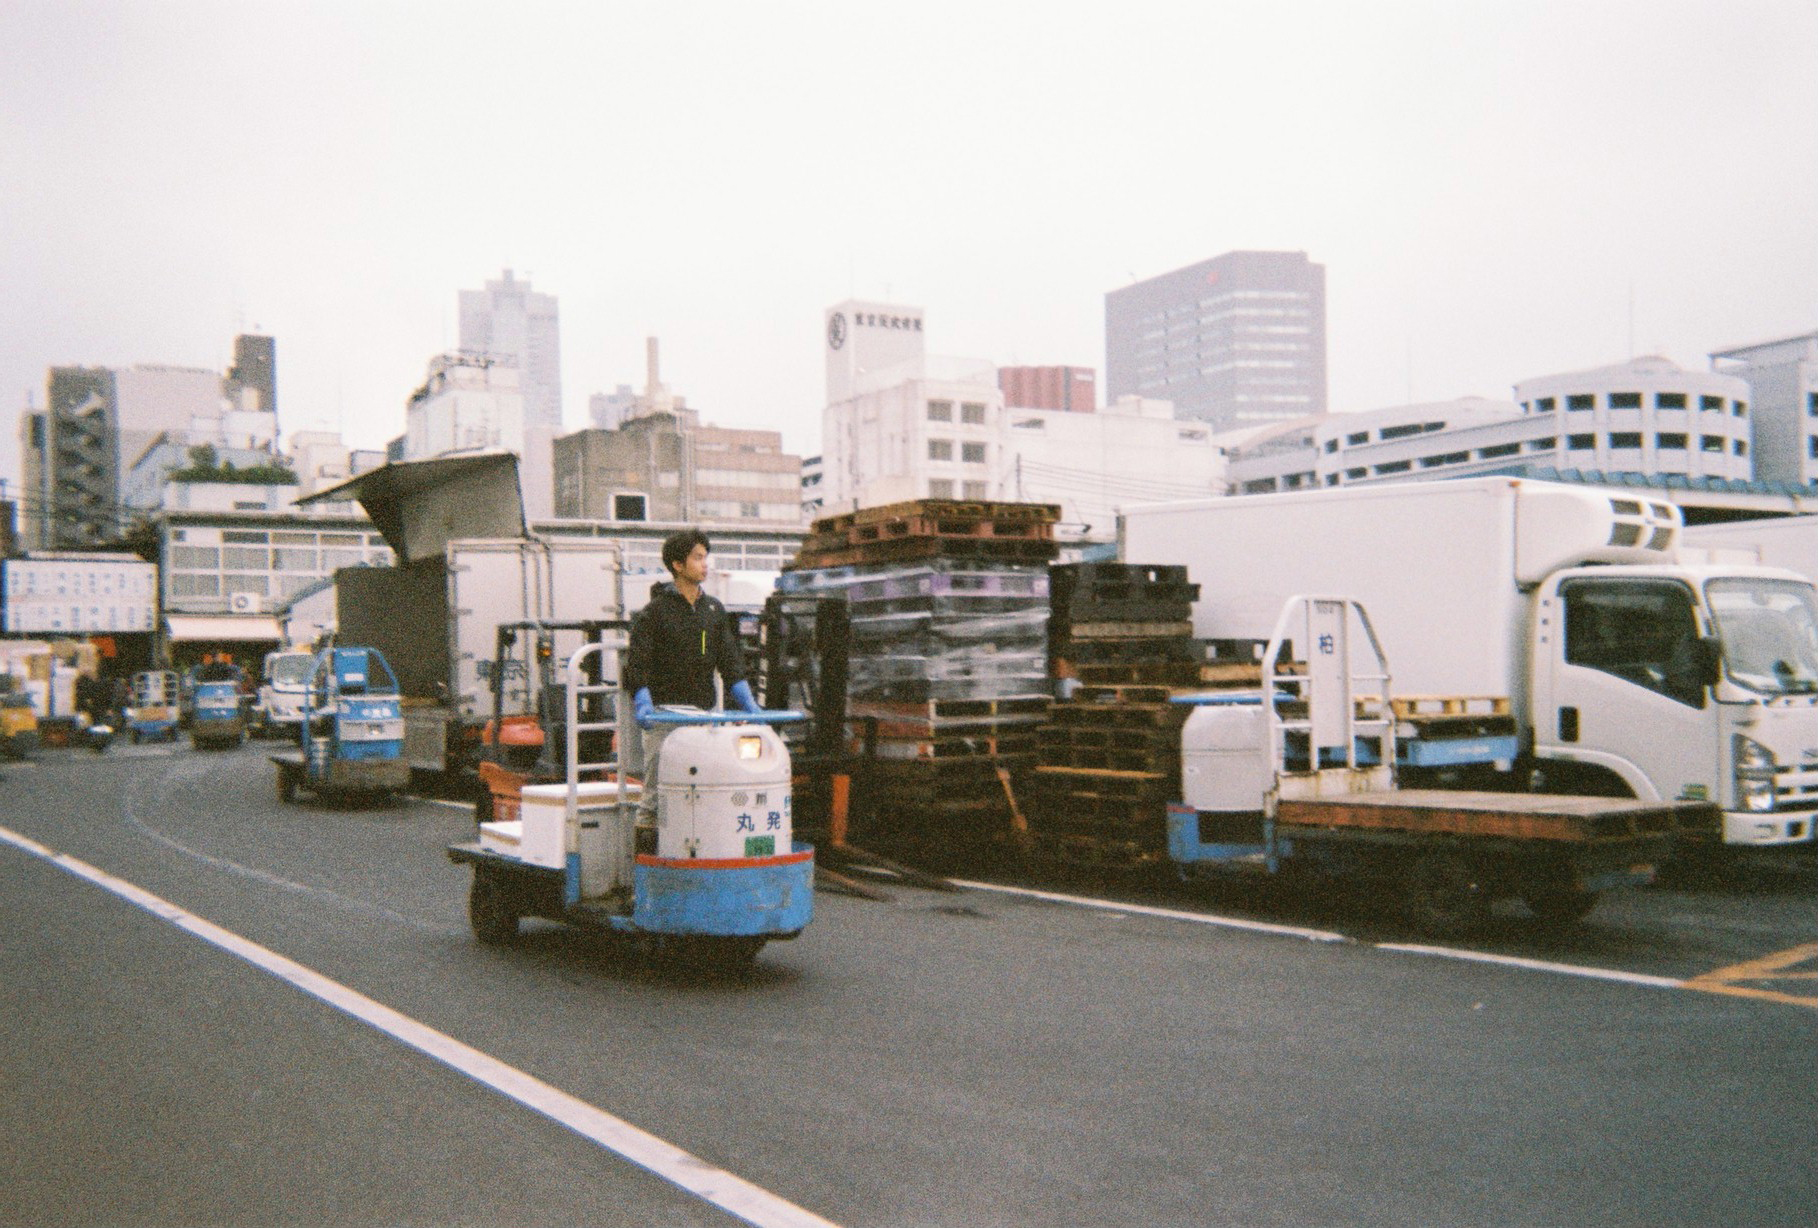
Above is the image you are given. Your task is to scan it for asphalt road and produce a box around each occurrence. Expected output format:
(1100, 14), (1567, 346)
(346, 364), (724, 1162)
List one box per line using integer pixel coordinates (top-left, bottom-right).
(1, 743), (1813, 1228)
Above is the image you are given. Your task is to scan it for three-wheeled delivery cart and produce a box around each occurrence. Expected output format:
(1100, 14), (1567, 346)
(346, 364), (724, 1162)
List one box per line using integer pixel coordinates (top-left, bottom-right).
(272, 644), (410, 803)
(448, 639), (814, 967)
(127, 670), (181, 743)
(190, 661), (249, 749)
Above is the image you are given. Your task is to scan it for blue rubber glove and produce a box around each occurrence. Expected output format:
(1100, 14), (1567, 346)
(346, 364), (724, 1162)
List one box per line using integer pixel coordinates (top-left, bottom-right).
(729, 679), (761, 714)
(633, 688), (655, 729)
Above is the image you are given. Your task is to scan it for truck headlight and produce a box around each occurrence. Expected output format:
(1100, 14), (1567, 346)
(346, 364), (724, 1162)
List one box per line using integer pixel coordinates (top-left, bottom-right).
(1734, 735), (1777, 812)
(737, 735), (763, 761)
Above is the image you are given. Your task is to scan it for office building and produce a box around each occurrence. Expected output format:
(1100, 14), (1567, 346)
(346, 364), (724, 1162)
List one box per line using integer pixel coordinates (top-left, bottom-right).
(554, 339), (802, 526)
(1106, 250), (1326, 432)
(821, 301), (1222, 531)
(459, 269), (562, 433)
(1711, 330), (1818, 487)
(999, 365), (1095, 412)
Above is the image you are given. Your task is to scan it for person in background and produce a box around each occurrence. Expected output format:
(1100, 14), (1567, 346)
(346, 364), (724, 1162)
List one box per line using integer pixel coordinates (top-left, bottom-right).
(623, 529), (762, 830)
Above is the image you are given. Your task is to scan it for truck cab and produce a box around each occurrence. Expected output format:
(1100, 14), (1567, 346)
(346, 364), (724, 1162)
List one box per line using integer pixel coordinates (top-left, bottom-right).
(1531, 562), (1818, 845)
(257, 649), (314, 738)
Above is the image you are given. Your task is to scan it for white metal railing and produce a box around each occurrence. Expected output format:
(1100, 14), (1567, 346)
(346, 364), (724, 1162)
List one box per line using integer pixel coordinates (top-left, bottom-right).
(1262, 595), (1396, 804)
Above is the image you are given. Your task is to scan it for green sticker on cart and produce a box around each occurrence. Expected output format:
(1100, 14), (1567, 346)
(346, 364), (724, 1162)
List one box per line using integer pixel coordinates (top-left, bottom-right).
(744, 835), (776, 857)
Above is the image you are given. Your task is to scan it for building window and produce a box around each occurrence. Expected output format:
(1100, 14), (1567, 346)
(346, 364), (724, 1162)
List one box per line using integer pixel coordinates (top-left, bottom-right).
(1701, 435), (1727, 453)
(961, 442), (987, 464)
(1702, 395), (1725, 412)
(960, 402), (986, 424)
(1323, 439), (1338, 454)
(1734, 440), (1748, 457)
(1418, 451), (1469, 469)
(1734, 402), (1748, 418)
(1809, 436), (1818, 460)
(962, 481), (988, 499)
(1345, 468), (1367, 480)
(1529, 437), (1557, 451)
(1656, 433), (1687, 450)
(1808, 392), (1818, 416)
(1567, 394), (1595, 411)
(739, 502), (760, 518)
(928, 439), (953, 461)
(1655, 392), (1687, 410)
(1568, 434), (1596, 450)
(1609, 392), (1642, 409)
(1536, 397), (1557, 412)
(1609, 432), (1643, 449)
(927, 400), (952, 421)
(1374, 460), (1412, 475)
(1478, 443), (1520, 460)
(1379, 423), (1426, 441)
(928, 479), (954, 498)
(1347, 432), (1369, 446)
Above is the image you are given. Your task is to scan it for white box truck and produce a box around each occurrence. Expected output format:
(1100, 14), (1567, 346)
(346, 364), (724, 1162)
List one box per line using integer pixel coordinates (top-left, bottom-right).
(1120, 477), (1818, 848)
(1683, 515), (1818, 583)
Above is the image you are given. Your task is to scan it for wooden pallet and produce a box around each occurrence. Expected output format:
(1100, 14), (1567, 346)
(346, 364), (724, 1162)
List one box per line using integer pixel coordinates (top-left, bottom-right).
(863, 732), (1040, 761)
(1058, 620), (1195, 640)
(1047, 699), (1190, 729)
(1029, 765), (1174, 801)
(794, 535), (1062, 570)
(1067, 683), (1176, 705)
(814, 498), (1062, 533)
(1072, 662), (1202, 686)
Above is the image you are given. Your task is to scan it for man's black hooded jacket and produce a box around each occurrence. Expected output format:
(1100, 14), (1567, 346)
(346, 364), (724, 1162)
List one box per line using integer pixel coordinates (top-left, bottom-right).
(624, 581), (748, 709)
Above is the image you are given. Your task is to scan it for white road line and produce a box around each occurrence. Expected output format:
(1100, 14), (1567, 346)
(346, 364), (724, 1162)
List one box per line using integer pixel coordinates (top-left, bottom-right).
(0, 822), (843, 1228)
(950, 879), (1351, 944)
(1374, 943), (1687, 990)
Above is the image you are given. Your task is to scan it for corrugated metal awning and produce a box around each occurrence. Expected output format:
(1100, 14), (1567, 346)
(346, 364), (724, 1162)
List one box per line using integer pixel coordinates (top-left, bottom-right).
(164, 615), (286, 642)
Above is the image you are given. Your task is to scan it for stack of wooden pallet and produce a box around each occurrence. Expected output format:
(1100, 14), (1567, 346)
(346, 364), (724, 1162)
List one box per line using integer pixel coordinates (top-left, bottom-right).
(1023, 563), (1206, 869)
(782, 498), (1062, 855)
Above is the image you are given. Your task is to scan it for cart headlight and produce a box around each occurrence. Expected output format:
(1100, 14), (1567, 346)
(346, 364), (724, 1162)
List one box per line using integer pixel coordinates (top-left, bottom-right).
(737, 734), (763, 761)
(1734, 735), (1777, 812)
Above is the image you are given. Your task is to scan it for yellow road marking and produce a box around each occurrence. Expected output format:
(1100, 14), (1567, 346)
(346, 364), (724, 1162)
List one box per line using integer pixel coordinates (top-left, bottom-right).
(1682, 943), (1818, 1010)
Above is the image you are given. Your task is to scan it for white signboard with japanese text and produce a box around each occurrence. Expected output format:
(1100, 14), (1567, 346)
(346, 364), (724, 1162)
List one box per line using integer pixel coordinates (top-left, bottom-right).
(2, 557), (157, 634)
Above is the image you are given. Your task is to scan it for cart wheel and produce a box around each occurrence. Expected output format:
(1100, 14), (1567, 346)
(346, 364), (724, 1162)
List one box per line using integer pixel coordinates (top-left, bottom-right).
(1402, 851), (1491, 937)
(1522, 888), (1599, 925)
(277, 764), (298, 804)
(474, 788), (493, 827)
(469, 869), (522, 944)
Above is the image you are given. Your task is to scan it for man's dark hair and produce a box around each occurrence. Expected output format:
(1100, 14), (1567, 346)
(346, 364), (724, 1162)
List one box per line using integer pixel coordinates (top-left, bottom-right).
(661, 528), (711, 576)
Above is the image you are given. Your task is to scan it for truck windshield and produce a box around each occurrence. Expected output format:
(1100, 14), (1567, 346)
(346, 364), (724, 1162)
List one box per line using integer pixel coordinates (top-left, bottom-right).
(1706, 578), (1818, 695)
(267, 654), (314, 687)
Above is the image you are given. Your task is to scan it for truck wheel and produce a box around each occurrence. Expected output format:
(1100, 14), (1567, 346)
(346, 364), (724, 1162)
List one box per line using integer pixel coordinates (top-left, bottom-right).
(469, 869), (521, 944)
(1522, 888), (1599, 925)
(1403, 851), (1491, 937)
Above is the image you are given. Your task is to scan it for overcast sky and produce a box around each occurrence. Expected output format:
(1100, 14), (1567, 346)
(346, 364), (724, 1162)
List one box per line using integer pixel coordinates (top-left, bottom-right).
(3, 0), (1815, 496)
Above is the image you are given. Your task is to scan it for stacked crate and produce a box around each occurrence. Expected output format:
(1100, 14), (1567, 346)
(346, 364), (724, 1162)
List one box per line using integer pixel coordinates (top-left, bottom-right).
(782, 499), (1061, 855)
(1025, 563), (1204, 869)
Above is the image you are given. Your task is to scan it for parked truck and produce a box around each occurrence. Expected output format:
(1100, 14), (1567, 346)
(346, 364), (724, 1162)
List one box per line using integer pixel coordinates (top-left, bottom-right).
(1684, 515), (1818, 583)
(1164, 595), (1706, 933)
(1120, 477), (1818, 849)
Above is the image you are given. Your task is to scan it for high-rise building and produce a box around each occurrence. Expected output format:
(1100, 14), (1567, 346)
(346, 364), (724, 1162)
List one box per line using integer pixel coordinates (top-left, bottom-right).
(227, 334), (277, 417)
(458, 269), (562, 433)
(1711, 330), (1818, 488)
(1105, 250), (1326, 432)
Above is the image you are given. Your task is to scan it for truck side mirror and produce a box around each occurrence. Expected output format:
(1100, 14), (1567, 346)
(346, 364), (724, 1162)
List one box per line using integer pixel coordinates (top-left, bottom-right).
(1696, 636), (1723, 688)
